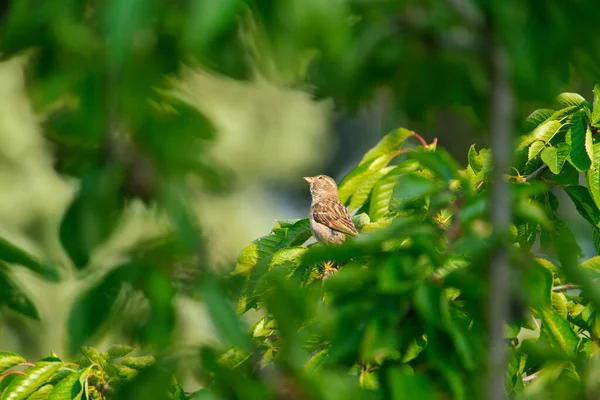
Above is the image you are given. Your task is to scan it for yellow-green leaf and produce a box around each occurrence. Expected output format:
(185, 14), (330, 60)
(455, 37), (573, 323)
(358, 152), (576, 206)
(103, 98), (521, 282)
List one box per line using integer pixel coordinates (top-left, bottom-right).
(541, 143), (571, 174)
(47, 369), (87, 400)
(1, 362), (63, 400)
(0, 352), (26, 374)
(586, 143), (600, 210)
(528, 120), (562, 161)
(539, 308), (579, 357)
(556, 92), (589, 108)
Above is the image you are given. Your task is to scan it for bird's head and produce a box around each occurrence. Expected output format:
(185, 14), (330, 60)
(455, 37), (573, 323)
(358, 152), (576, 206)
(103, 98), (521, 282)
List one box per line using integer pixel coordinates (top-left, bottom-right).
(303, 175), (339, 201)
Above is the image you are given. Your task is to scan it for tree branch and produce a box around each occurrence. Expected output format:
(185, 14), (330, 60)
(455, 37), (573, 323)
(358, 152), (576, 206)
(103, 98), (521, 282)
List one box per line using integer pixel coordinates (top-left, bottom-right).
(552, 284), (579, 292)
(523, 371), (539, 383)
(524, 164), (548, 181)
(487, 29), (514, 400)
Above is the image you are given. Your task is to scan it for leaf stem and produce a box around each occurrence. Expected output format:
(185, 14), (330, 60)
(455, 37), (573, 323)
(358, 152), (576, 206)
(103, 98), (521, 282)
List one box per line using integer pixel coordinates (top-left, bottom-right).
(410, 132), (429, 147)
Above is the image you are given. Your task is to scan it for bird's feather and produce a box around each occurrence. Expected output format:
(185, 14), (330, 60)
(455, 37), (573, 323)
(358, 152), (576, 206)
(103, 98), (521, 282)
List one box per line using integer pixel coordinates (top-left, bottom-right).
(311, 200), (358, 236)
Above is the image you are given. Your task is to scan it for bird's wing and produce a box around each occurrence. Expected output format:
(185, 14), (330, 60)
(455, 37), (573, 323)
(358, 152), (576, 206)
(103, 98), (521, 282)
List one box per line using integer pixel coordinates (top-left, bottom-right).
(311, 200), (359, 236)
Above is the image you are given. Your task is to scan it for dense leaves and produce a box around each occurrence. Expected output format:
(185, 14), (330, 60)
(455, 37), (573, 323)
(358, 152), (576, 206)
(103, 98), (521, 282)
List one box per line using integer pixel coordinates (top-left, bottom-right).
(2, 1), (600, 399)
(0, 347), (177, 400)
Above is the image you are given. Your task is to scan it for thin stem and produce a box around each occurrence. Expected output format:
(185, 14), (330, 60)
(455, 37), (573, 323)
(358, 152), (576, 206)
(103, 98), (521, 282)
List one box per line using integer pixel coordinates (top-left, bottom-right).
(410, 132), (429, 147)
(522, 371), (539, 383)
(552, 284), (579, 292)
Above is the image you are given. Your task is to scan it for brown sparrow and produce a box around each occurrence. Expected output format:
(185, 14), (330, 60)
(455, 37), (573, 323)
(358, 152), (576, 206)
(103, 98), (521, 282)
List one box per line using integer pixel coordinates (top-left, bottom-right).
(304, 175), (358, 244)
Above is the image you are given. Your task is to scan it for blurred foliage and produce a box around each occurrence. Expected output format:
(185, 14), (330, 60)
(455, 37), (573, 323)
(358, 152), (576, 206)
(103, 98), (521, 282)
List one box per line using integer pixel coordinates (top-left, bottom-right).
(0, 0), (600, 399)
(0, 345), (185, 400)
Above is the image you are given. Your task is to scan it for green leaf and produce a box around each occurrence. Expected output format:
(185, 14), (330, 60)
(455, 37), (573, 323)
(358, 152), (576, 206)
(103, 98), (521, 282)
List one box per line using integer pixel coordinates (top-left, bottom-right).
(587, 143), (600, 211)
(68, 265), (129, 354)
(524, 109), (556, 130)
(580, 256), (600, 271)
(593, 228), (600, 256)
(47, 369), (87, 400)
(563, 186), (600, 227)
(528, 120), (562, 161)
(592, 84), (600, 127)
(0, 267), (39, 320)
(27, 383), (53, 400)
(567, 114), (592, 171)
(551, 292), (568, 319)
(1, 362), (63, 400)
(516, 223), (536, 250)
(305, 349), (328, 373)
(59, 166), (124, 269)
(0, 352), (26, 374)
(467, 144), (483, 173)
(556, 92), (589, 108)
(409, 149), (460, 182)
(539, 308), (579, 358)
(106, 345), (135, 359)
(0, 238), (58, 282)
(338, 128), (414, 204)
(359, 128), (413, 166)
(549, 106), (581, 122)
(120, 356), (156, 370)
(388, 367), (435, 400)
(202, 274), (250, 351)
(347, 166), (394, 213)
(395, 173), (441, 202)
(514, 199), (551, 229)
(553, 161), (580, 185)
(541, 143), (571, 174)
(369, 161), (419, 221)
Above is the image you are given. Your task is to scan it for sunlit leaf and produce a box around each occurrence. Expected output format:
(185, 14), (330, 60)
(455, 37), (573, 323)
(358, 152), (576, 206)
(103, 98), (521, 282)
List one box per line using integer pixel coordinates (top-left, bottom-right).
(592, 84), (600, 127)
(556, 92), (589, 108)
(524, 109), (556, 131)
(1, 362), (63, 400)
(0, 352), (26, 374)
(47, 368), (87, 400)
(528, 120), (562, 161)
(539, 308), (579, 358)
(587, 143), (600, 211)
(541, 143), (571, 174)
(369, 161), (419, 221)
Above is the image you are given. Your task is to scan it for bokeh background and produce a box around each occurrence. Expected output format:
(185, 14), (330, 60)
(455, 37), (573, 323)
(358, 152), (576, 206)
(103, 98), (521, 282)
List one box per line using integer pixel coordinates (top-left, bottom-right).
(1, 0), (600, 394)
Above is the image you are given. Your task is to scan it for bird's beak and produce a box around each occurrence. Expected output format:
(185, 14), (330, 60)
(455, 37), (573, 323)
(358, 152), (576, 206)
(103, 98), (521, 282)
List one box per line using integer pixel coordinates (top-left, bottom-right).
(303, 176), (314, 184)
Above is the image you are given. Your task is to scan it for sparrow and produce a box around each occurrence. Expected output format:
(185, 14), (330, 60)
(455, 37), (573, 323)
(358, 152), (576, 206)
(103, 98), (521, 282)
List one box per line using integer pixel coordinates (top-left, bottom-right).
(304, 175), (358, 244)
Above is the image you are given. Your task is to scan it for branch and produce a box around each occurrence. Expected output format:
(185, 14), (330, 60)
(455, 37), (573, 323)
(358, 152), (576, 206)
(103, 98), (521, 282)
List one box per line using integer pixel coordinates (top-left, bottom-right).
(523, 371), (539, 383)
(552, 284), (579, 292)
(524, 164), (548, 181)
(486, 31), (514, 400)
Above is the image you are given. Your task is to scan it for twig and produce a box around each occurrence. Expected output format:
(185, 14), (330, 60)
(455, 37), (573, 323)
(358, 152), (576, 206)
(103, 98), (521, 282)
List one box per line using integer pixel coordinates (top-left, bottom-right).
(531, 315), (540, 331)
(487, 27), (514, 400)
(552, 284), (579, 292)
(524, 164), (548, 181)
(522, 371), (539, 383)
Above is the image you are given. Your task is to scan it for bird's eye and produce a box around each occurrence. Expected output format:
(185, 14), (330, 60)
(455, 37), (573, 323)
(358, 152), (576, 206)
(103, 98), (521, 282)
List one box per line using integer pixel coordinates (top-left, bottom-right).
(318, 176), (323, 180)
